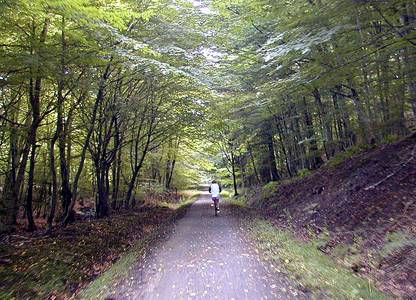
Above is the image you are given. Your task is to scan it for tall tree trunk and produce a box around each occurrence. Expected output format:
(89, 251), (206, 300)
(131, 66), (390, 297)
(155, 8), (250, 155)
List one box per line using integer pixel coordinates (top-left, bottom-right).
(401, 3), (416, 119)
(302, 97), (323, 169)
(96, 163), (110, 218)
(275, 119), (292, 177)
(312, 88), (334, 159)
(63, 63), (112, 226)
(346, 80), (376, 144)
(230, 150), (238, 196)
(47, 128), (58, 232)
(393, 54), (408, 135)
(48, 16), (67, 229)
(0, 102), (20, 232)
(25, 109), (40, 231)
(125, 166), (140, 209)
(111, 133), (121, 210)
(262, 120), (280, 181)
(166, 159), (176, 189)
(125, 129), (152, 208)
(293, 110), (307, 170)
(25, 18), (50, 231)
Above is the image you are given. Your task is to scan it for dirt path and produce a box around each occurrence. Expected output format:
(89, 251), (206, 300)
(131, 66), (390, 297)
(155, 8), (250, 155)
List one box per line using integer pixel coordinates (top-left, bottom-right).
(106, 193), (306, 299)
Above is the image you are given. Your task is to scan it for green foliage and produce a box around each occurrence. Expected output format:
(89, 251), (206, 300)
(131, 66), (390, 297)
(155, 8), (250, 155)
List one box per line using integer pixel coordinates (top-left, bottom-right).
(205, 0), (415, 190)
(297, 169), (311, 179)
(261, 181), (280, 198)
(332, 244), (350, 259)
(0, 0), (215, 229)
(379, 134), (402, 145)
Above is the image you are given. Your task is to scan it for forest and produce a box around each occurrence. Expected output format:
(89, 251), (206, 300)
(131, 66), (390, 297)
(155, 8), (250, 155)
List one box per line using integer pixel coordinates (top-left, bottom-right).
(0, 0), (415, 299)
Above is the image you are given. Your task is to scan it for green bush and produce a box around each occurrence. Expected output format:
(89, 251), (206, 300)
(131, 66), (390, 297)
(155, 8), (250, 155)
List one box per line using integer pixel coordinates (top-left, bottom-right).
(261, 181), (280, 199)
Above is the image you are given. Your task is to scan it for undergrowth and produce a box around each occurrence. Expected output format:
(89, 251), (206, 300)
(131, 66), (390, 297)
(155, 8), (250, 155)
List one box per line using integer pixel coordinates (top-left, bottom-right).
(326, 144), (373, 168)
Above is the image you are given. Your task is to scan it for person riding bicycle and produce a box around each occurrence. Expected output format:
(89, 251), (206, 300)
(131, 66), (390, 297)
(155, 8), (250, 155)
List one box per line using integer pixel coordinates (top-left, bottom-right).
(209, 180), (222, 215)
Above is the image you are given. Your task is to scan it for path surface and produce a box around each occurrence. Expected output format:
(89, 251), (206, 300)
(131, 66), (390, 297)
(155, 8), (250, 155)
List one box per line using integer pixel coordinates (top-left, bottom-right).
(108, 193), (305, 299)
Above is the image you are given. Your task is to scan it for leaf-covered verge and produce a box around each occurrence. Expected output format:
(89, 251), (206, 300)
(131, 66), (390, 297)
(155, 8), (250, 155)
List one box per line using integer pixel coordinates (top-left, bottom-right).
(236, 214), (389, 300)
(0, 194), (198, 299)
(229, 133), (416, 298)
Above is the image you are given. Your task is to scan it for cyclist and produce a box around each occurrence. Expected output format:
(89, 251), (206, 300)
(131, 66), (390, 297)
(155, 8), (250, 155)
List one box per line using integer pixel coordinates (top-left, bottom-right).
(208, 180), (222, 216)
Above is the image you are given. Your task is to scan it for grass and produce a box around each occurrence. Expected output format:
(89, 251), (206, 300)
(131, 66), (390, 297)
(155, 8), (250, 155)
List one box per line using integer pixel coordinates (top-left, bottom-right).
(153, 189), (201, 209)
(242, 217), (390, 299)
(326, 144), (373, 168)
(379, 231), (416, 258)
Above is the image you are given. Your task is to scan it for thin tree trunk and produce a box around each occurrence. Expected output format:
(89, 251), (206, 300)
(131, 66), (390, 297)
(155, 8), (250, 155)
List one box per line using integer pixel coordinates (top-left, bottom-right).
(402, 3), (416, 119)
(111, 132), (121, 210)
(312, 88), (334, 159)
(247, 143), (261, 185)
(63, 63), (112, 226)
(25, 129), (37, 232)
(25, 18), (50, 231)
(302, 97), (323, 169)
(346, 80), (376, 144)
(166, 159), (176, 189)
(0, 102), (20, 232)
(47, 127), (58, 232)
(125, 129), (153, 208)
(275, 120), (292, 177)
(230, 150), (238, 196)
(47, 17), (67, 232)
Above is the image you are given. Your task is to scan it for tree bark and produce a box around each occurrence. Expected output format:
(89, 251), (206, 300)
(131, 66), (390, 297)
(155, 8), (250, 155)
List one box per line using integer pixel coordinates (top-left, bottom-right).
(125, 126), (153, 208)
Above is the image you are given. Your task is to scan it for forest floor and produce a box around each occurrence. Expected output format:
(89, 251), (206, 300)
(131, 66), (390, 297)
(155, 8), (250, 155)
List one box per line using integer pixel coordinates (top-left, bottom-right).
(238, 133), (416, 299)
(0, 192), (199, 299)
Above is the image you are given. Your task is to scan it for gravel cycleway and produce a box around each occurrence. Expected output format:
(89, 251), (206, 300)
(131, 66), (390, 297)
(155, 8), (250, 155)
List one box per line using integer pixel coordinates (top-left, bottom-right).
(107, 193), (306, 300)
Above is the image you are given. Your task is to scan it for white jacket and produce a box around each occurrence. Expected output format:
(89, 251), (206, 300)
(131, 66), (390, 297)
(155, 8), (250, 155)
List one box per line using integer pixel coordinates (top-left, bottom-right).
(209, 183), (221, 197)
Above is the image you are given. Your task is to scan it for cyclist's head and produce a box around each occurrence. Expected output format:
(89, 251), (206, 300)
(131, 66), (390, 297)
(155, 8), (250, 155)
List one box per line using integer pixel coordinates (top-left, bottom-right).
(212, 180), (217, 184)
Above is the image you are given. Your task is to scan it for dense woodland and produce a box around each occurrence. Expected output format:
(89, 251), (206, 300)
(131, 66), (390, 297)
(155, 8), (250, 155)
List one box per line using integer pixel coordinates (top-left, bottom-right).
(0, 0), (415, 233)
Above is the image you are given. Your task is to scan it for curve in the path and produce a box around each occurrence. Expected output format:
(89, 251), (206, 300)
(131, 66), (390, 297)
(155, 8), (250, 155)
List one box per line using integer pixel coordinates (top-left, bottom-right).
(108, 193), (306, 300)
